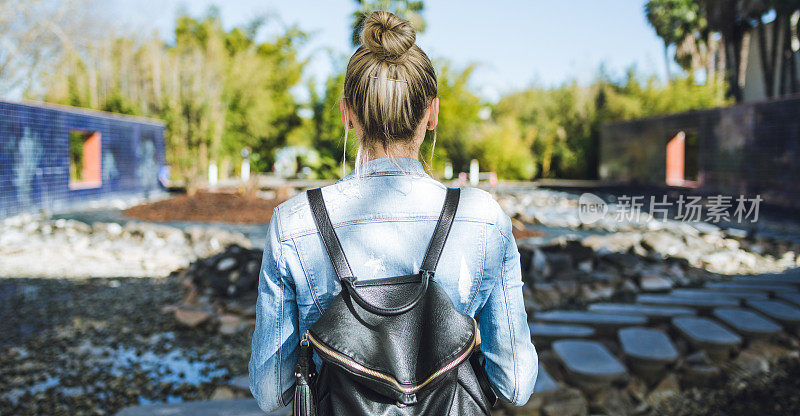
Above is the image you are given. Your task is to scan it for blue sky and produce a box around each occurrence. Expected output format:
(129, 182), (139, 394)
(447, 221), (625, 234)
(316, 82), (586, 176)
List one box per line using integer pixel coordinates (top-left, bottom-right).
(110, 0), (668, 102)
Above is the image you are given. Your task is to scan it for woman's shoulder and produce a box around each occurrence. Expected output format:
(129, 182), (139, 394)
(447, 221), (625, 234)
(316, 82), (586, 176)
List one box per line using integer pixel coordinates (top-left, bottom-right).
(455, 186), (506, 226)
(270, 181), (508, 241)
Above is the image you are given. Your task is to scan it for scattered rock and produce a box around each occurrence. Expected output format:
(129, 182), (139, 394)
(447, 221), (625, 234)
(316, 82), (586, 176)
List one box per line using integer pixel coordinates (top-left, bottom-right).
(590, 387), (635, 415)
(218, 314), (245, 335)
(175, 306), (213, 327)
(733, 350), (770, 377)
(210, 386), (236, 400)
(646, 373), (680, 407)
(541, 387), (589, 416)
(639, 274), (674, 292)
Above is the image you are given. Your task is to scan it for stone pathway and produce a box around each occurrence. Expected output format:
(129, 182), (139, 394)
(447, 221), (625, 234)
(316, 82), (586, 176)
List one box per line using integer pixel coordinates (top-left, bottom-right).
(670, 288), (769, 300)
(515, 269), (800, 414)
(746, 299), (800, 328)
(116, 399), (289, 416)
(113, 269), (800, 416)
(588, 303), (694, 323)
(637, 293), (740, 310)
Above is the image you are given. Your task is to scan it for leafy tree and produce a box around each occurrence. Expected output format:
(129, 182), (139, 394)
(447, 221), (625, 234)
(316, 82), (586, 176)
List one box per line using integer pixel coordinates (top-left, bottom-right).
(39, 9), (307, 183)
(645, 0), (708, 78)
(430, 62), (483, 175)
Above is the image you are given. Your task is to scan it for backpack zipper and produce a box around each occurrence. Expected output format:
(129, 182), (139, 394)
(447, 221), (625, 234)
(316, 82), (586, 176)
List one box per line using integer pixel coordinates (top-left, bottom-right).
(303, 318), (477, 394)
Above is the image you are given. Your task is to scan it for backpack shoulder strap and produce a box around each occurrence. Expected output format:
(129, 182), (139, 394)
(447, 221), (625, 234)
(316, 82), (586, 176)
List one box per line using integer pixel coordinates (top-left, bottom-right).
(419, 187), (461, 275)
(307, 186), (461, 281)
(307, 188), (354, 281)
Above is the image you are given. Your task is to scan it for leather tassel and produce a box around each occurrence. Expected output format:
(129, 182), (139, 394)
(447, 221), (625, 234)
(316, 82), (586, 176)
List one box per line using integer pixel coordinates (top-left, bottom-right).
(293, 335), (317, 416)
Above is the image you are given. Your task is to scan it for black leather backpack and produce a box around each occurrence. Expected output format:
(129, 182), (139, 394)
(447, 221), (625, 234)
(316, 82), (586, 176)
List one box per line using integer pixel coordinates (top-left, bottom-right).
(292, 187), (497, 415)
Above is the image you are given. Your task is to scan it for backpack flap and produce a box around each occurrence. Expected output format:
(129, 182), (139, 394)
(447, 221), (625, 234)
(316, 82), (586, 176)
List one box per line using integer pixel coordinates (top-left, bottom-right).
(307, 277), (477, 405)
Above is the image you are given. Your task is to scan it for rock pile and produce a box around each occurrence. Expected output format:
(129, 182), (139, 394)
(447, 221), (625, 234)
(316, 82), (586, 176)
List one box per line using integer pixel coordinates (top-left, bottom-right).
(497, 189), (800, 275)
(0, 213), (251, 278)
(170, 245), (263, 335)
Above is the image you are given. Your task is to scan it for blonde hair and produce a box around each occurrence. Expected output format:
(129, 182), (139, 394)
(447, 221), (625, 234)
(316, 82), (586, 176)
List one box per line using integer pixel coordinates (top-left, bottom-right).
(342, 10), (438, 177)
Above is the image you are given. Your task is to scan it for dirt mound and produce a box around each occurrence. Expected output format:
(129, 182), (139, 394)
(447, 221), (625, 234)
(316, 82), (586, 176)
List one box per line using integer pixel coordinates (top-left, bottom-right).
(123, 191), (284, 224)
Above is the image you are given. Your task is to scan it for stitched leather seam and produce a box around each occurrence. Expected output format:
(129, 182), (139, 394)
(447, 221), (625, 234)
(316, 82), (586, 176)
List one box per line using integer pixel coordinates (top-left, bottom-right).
(280, 216), (491, 241)
(314, 328), (474, 386)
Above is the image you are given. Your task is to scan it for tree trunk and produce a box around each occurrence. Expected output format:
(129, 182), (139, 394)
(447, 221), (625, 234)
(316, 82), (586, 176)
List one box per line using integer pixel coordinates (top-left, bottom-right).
(779, 16), (789, 95)
(723, 33), (743, 101)
(757, 22), (775, 97)
(664, 44), (673, 80)
(739, 31), (751, 91)
(769, 17), (780, 93)
(706, 35), (716, 85)
(786, 14), (798, 94)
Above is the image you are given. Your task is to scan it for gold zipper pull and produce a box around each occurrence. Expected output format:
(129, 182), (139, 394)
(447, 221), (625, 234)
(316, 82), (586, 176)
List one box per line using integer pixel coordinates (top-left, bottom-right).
(301, 331), (310, 346)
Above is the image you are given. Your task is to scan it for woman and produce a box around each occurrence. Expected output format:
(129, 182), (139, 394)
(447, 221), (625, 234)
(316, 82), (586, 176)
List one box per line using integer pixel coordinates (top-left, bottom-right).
(249, 10), (537, 412)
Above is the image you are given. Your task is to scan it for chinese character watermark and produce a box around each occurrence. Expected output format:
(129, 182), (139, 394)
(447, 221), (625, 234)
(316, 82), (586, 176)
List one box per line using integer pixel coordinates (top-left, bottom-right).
(577, 193), (762, 225)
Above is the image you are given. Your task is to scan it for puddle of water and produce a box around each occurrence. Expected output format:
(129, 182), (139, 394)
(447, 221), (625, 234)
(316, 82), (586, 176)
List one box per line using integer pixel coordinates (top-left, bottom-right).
(2, 338), (227, 406)
(71, 334), (228, 386)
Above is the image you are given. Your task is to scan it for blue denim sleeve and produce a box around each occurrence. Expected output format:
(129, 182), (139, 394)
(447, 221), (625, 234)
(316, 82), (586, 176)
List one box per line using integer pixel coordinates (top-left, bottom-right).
(477, 207), (538, 406)
(249, 207), (299, 412)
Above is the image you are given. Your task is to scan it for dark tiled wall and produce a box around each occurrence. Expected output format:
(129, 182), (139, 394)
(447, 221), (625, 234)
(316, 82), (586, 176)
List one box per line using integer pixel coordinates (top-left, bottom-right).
(600, 95), (800, 209)
(0, 100), (166, 218)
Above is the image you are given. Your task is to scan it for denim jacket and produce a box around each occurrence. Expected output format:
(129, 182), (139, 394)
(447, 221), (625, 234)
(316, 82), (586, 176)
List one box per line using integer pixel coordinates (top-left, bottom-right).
(248, 156), (538, 412)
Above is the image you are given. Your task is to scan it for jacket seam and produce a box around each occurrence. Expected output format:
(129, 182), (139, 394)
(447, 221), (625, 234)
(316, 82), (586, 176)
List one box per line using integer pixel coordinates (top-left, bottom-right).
(467, 223), (486, 312)
(292, 237), (323, 315)
(498, 221), (519, 403)
(274, 206), (287, 408)
(336, 171), (431, 182)
(280, 216), (492, 241)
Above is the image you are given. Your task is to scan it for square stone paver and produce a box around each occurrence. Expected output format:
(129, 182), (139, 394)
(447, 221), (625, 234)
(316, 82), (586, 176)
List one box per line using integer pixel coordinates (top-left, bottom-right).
(535, 311), (646, 333)
(552, 339), (627, 387)
(534, 364), (559, 394)
(712, 307), (782, 339)
(745, 299), (800, 327)
(671, 316), (742, 359)
(705, 282), (798, 294)
(776, 292), (800, 307)
(637, 294), (739, 310)
(732, 274), (800, 285)
(670, 288), (768, 301)
(618, 327), (678, 365)
(530, 322), (595, 347)
(588, 303), (694, 322)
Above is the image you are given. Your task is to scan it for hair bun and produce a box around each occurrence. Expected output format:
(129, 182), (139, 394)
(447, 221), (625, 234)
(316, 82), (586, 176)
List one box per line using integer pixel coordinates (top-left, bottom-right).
(361, 11), (416, 63)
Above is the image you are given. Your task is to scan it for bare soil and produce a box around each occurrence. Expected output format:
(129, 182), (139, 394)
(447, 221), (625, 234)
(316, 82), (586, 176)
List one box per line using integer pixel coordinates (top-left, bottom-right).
(123, 191), (285, 224)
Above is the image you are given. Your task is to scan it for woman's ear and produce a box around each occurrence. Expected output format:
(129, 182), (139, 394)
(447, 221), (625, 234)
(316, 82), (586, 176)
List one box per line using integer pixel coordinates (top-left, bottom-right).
(340, 98), (354, 129)
(427, 97), (439, 130)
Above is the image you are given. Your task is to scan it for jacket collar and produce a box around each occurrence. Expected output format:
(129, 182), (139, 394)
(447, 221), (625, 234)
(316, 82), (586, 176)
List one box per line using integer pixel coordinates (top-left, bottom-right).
(337, 156), (429, 182)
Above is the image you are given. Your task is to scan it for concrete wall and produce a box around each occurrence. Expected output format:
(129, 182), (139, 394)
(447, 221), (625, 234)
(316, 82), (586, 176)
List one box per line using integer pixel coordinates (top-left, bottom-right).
(600, 95), (800, 209)
(0, 99), (166, 218)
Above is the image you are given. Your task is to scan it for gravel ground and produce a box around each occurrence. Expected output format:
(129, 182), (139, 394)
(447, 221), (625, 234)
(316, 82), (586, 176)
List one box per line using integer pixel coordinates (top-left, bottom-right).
(0, 276), (252, 416)
(653, 357), (800, 415)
